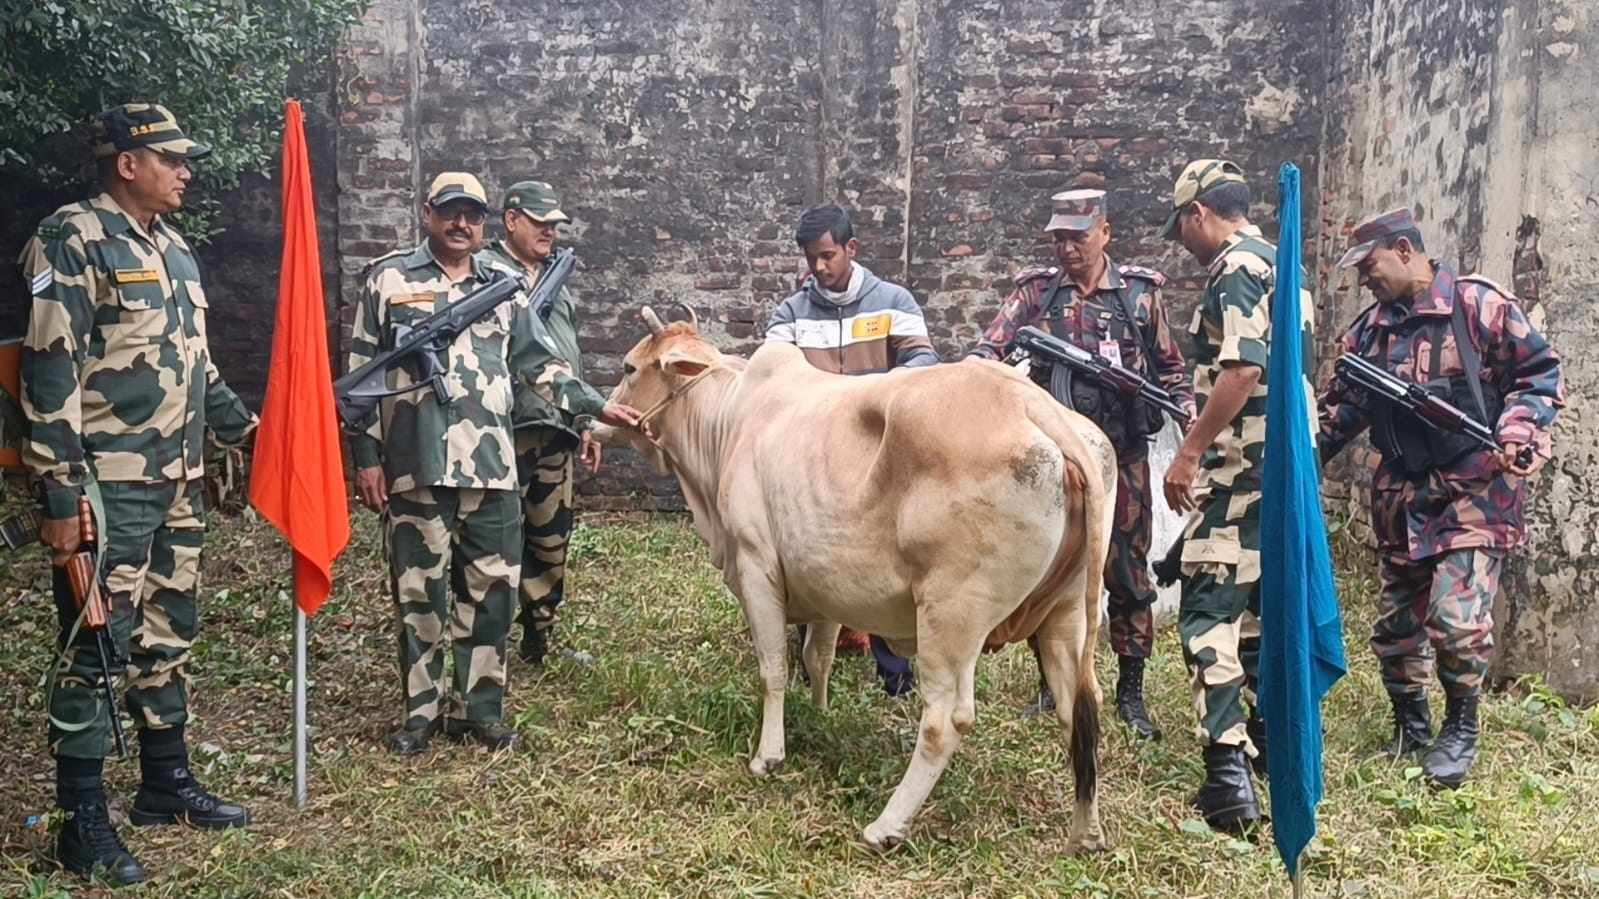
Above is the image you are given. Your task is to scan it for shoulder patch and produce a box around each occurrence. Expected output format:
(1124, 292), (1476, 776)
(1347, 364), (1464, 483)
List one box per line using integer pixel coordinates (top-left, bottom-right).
(35, 224), (65, 241)
(362, 248), (408, 276)
(1457, 274), (1516, 300)
(1014, 266), (1058, 286)
(1117, 264), (1166, 286)
(31, 270), (54, 295)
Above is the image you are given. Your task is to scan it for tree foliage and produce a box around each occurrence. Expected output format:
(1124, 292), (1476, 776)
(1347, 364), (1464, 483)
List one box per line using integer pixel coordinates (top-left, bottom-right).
(0, 0), (366, 238)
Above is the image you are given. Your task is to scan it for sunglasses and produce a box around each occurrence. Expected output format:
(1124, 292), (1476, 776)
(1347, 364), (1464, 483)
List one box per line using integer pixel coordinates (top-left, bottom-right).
(431, 205), (488, 225)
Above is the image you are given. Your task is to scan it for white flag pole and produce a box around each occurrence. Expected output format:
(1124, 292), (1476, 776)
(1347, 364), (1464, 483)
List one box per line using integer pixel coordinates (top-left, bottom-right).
(294, 595), (308, 809)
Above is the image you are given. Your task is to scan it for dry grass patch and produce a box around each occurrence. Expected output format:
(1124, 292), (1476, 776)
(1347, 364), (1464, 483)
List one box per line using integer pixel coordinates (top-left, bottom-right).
(1, 498), (1596, 897)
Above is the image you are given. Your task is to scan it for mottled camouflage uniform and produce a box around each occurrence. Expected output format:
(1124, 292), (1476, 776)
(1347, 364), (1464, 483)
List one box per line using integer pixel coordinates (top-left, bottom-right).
(1320, 263), (1563, 698)
(1179, 224), (1316, 754)
(20, 192), (257, 759)
(972, 257), (1195, 658)
(481, 233), (604, 646)
(348, 242), (539, 730)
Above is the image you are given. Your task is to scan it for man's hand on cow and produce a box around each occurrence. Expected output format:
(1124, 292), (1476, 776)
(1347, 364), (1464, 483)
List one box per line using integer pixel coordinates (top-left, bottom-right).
(599, 401), (643, 428)
(599, 401), (652, 439)
(579, 430), (603, 473)
(1163, 447), (1200, 514)
(355, 465), (388, 513)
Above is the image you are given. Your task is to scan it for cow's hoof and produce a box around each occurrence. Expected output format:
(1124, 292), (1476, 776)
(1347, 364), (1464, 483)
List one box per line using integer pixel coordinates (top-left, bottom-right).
(862, 822), (905, 852)
(1067, 833), (1110, 855)
(748, 756), (785, 778)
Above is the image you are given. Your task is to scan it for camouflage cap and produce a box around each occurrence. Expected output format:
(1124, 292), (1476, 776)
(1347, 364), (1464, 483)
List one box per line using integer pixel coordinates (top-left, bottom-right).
(503, 180), (571, 223)
(1160, 159), (1247, 239)
(92, 103), (211, 160)
(1337, 207), (1421, 267)
(1045, 189), (1107, 232)
(426, 172), (489, 208)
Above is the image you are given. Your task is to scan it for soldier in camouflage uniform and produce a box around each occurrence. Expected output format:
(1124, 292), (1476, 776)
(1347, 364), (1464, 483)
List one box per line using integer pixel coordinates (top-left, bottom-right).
(481, 181), (586, 667)
(20, 104), (257, 885)
(349, 173), (635, 757)
(1161, 159), (1315, 832)
(1319, 208), (1563, 788)
(969, 189), (1195, 740)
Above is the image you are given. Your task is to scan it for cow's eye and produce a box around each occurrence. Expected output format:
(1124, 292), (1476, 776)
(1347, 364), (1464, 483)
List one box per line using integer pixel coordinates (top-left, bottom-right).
(623, 362), (637, 376)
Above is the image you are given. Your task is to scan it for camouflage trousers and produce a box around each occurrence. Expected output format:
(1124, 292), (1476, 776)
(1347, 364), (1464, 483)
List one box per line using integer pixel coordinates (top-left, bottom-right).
(1106, 453), (1158, 658)
(1177, 488), (1263, 753)
(49, 480), (206, 759)
(386, 486), (520, 729)
(515, 427), (575, 637)
(1374, 548), (1502, 698)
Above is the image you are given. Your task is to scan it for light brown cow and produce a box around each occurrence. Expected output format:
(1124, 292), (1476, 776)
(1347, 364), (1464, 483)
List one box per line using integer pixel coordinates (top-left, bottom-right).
(602, 307), (1116, 852)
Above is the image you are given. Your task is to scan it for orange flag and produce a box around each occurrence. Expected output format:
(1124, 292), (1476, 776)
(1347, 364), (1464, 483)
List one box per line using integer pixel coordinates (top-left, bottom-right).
(250, 99), (350, 616)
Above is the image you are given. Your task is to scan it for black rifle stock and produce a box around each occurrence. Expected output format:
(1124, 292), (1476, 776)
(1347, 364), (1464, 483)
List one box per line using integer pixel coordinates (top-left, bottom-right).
(1012, 325), (1190, 425)
(333, 248), (574, 430)
(1333, 353), (1530, 467)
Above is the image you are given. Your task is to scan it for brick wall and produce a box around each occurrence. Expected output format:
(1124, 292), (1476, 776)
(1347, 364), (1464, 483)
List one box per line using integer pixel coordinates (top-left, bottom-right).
(326, 0), (1327, 508)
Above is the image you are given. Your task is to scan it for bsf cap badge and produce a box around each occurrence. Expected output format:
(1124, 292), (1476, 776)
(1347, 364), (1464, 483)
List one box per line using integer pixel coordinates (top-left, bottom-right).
(92, 103), (211, 160)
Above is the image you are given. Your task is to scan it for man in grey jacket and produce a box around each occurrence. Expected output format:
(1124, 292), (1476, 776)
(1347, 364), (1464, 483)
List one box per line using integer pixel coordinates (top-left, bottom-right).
(765, 204), (938, 696)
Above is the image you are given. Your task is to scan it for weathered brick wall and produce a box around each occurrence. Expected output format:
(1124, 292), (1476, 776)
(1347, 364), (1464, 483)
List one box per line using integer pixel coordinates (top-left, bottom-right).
(1316, 0), (1599, 701)
(909, 0), (1325, 351)
(328, 0), (1327, 509)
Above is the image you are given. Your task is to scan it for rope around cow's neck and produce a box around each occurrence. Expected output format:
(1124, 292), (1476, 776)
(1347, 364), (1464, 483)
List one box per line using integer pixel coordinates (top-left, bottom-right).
(633, 365), (722, 449)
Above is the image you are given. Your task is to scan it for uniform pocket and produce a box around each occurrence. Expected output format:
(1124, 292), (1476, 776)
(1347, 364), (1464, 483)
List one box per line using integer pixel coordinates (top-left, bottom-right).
(110, 281), (170, 344)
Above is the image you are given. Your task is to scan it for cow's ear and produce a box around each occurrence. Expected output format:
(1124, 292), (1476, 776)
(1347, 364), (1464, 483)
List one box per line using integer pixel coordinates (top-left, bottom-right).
(659, 347), (710, 378)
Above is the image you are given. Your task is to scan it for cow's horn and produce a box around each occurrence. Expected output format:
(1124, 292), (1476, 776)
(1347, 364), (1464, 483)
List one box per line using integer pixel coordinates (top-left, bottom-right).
(673, 302), (700, 331)
(641, 306), (666, 337)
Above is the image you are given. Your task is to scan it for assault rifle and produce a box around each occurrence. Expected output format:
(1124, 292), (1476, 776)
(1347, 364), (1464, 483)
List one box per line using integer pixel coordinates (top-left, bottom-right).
(333, 248), (573, 429)
(1013, 326), (1190, 425)
(1334, 353), (1531, 468)
(63, 496), (128, 759)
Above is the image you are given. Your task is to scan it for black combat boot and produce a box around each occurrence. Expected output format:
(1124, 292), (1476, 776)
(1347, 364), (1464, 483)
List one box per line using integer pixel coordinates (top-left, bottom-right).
(1114, 655), (1162, 740)
(56, 774), (146, 886)
(1423, 693), (1479, 789)
(384, 716), (442, 755)
(1245, 709), (1268, 777)
(130, 729), (250, 829)
(1192, 743), (1263, 834)
(1381, 692), (1433, 759)
(445, 717), (520, 751)
(519, 625), (549, 667)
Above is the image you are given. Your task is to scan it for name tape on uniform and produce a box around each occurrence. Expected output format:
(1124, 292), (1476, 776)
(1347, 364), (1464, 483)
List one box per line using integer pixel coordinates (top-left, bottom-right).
(114, 268), (161, 285)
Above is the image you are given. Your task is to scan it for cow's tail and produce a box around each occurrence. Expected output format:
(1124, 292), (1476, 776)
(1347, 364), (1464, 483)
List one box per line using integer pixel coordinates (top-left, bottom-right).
(1068, 437), (1107, 805)
(1071, 665), (1100, 802)
(1024, 395), (1110, 804)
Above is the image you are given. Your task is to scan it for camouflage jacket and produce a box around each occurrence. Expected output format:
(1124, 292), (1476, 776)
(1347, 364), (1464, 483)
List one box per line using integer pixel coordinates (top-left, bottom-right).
(481, 240), (583, 379)
(349, 244), (547, 492)
(970, 255), (1196, 421)
(1319, 264), (1564, 559)
(19, 192), (257, 519)
(1188, 225), (1315, 498)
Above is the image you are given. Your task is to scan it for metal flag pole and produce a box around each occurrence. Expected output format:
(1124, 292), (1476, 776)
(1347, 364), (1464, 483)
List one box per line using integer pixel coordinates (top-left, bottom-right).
(294, 590), (308, 809)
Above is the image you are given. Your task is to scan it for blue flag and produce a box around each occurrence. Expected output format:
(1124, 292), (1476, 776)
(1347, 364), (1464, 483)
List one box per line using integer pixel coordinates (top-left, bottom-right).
(1260, 163), (1348, 880)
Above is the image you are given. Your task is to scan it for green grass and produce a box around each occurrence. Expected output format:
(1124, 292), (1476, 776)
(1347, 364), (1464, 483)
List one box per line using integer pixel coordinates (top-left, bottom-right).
(2, 499), (1597, 897)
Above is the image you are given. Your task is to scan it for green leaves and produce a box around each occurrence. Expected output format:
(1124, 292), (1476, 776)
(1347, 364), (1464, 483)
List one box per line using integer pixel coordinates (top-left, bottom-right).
(0, 0), (366, 239)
